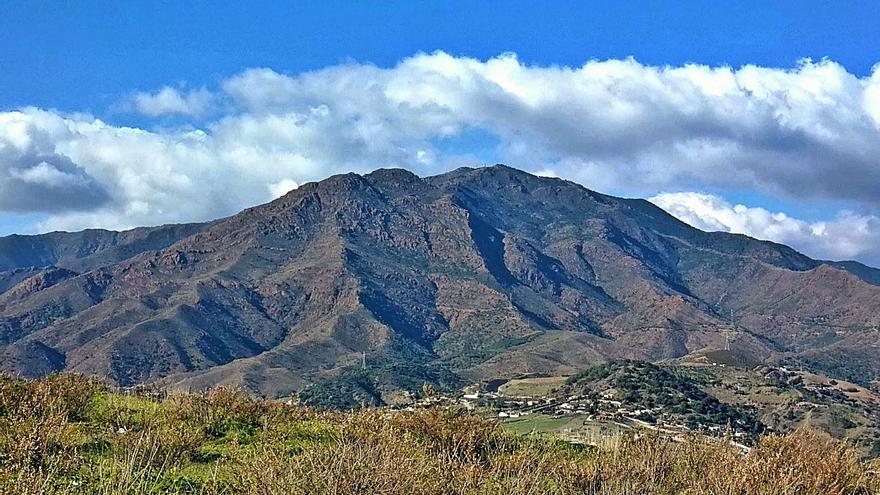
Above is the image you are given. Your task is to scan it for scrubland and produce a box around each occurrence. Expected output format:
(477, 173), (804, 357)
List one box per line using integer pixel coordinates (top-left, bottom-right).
(0, 374), (877, 495)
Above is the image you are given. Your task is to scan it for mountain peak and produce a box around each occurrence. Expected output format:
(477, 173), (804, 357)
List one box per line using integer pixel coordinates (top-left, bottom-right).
(2, 164), (880, 394)
(364, 167), (421, 181)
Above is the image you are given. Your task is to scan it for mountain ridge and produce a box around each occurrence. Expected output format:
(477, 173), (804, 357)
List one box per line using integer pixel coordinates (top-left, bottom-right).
(1, 165), (879, 397)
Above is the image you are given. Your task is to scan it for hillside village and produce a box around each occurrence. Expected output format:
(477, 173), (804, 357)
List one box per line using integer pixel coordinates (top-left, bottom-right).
(382, 358), (880, 455)
(393, 366), (756, 443)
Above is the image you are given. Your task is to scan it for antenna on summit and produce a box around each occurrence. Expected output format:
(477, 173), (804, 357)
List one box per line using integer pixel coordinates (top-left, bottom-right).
(361, 352), (367, 370)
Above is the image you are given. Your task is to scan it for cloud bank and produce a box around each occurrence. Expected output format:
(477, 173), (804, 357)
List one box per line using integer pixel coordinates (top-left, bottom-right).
(1, 52), (879, 263)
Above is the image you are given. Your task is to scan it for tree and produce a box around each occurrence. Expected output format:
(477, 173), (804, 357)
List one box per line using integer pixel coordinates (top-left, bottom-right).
(422, 382), (436, 398)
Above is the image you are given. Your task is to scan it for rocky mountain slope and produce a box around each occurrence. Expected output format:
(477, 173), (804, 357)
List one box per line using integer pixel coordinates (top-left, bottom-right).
(1, 165), (879, 397)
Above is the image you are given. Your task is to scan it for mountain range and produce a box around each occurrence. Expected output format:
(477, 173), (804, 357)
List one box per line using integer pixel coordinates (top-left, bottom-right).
(2, 165), (879, 398)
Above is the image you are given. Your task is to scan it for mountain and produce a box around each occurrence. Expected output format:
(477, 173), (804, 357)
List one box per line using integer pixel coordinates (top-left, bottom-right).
(821, 260), (880, 286)
(0, 222), (211, 273)
(1, 165), (879, 398)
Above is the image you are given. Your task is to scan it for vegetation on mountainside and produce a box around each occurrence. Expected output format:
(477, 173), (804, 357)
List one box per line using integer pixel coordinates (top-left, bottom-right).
(297, 369), (385, 410)
(2, 373), (879, 495)
(298, 360), (465, 410)
(564, 361), (764, 435)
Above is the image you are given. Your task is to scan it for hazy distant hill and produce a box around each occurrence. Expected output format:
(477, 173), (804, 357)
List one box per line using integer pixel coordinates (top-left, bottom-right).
(1, 165), (879, 396)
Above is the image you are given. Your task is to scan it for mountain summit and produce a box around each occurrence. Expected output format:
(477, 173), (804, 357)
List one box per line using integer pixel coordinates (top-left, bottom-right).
(2, 165), (879, 397)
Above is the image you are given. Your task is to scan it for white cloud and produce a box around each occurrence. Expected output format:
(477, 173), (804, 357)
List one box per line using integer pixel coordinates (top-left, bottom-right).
(650, 192), (880, 264)
(214, 53), (880, 205)
(0, 112), (109, 214)
(1, 52), (880, 263)
(268, 178), (299, 199)
(222, 68), (300, 111)
(10, 161), (90, 188)
(132, 87), (214, 117)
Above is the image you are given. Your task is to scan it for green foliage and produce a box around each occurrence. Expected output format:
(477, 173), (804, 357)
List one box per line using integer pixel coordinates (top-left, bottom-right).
(298, 360), (466, 410)
(437, 334), (541, 370)
(371, 361), (465, 392)
(567, 360), (764, 435)
(298, 369), (384, 410)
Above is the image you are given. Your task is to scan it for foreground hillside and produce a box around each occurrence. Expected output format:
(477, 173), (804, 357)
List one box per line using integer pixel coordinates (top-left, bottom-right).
(1, 374), (878, 495)
(2, 165), (880, 397)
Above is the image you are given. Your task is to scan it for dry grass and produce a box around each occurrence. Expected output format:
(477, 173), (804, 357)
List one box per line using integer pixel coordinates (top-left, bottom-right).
(0, 373), (877, 494)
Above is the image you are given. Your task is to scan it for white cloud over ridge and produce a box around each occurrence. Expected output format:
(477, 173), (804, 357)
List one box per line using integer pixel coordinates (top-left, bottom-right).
(1, 52), (880, 263)
(650, 192), (880, 265)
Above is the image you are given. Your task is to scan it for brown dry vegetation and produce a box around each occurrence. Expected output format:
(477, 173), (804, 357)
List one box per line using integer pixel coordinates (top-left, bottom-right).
(0, 374), (878, 495)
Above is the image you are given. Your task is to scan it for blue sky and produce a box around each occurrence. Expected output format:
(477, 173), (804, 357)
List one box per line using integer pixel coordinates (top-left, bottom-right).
(3, 1), (878, 112)
(1, 1), (880, 264)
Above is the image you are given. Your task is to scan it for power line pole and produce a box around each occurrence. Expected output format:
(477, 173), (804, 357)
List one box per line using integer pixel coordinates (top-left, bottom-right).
(362, 352), (366, 370)
(725, 308), (733, 351)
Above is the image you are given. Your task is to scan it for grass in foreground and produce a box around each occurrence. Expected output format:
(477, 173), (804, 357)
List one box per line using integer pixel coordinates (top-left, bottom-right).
(1, 374), (879, 495)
